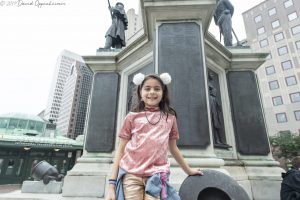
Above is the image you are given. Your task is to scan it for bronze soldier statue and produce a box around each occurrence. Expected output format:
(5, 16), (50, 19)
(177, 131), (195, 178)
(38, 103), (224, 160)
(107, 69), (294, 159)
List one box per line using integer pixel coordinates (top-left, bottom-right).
(208, 72), (231, 148)
(213, 0), (234, 47)
(104, 2), (128, 49)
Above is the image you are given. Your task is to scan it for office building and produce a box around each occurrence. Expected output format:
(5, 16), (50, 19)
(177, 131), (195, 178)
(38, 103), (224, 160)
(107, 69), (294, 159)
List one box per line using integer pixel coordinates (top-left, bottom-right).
(125, 7), (143, 45)
(242, 0), (300, 135)
(44, 50), (84, 124)
(56, 61), (93, 139)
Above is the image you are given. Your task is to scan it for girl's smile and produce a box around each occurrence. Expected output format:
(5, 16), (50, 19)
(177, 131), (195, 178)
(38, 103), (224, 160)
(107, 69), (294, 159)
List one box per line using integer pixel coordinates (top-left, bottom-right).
(140, 78), (163, 108)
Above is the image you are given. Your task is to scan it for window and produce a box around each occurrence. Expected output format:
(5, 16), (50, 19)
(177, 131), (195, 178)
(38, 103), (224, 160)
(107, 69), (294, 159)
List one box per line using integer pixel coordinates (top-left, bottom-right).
(278, 46), (288, 56)
(0, 118), (9, 128)
(269, 8), (277, 16)
(284, 0), (293, 8)
(266, 65), (275, 75)
(295, 111), (300, 121)
(255, 15), (262, 23)
(269, 80), (279, 90)
(18, 120), (27, 129)
(16, 159), (23, 176)
(274, 32), (284, 42)
(288, 12), (297, 21)
(272, 20), (280, 29)
(28, 120), (36, 130)
(276, 113), (287, 123)
(259, 39), (268, 47)
(296, 41), (300, 50)
(0, 159), (3, 174)
(8, 119), (18, 129)
(281, 60), (293, 70)
(35, 122), (44, 133)
(257, 27), (265, 35)
(272, 96), (283, 106)
(5, 159), (15, 176)
(286, 76), (297, 86)
(292, 25), (300, 35)
(290, 92), (300, 102)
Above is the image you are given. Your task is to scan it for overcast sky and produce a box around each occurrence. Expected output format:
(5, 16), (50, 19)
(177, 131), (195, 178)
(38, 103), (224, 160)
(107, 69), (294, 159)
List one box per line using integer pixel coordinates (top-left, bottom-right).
(0, 0), (264, 116)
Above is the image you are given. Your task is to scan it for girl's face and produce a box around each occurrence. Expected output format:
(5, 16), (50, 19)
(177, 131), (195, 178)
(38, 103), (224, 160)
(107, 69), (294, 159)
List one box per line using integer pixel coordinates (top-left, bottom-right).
(140, 78), (163, 108)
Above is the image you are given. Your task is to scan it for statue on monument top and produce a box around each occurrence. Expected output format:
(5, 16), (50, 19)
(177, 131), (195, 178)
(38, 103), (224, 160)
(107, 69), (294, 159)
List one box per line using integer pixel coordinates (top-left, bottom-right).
(213, 0), (234, 47)
(103, 1), (128, 49)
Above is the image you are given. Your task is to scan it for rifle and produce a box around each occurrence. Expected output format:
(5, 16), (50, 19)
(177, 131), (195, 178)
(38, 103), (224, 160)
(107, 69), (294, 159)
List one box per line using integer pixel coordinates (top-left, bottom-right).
(107, 0), (113, 19)
(219, 27), (242, 46)
(232, 28), (242, 46)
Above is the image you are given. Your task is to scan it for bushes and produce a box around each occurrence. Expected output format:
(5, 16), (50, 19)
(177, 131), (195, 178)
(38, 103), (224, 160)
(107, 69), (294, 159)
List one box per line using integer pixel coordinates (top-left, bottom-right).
(270, 133), (300, 160)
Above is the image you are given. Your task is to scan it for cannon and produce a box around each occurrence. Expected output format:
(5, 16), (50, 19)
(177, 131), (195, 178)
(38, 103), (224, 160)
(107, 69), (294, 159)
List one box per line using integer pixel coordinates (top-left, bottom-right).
(31, 160), (64, 184)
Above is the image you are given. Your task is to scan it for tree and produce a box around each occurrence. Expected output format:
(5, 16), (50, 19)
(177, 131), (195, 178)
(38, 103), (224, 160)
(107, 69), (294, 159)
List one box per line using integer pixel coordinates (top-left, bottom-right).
(270, 133), (300, 158)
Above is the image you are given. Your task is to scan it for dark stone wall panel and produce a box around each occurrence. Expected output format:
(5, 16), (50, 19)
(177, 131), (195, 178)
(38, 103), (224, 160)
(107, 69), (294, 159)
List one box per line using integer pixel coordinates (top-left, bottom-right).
(227, 71), (270, 155)
(85, 72), (119, 152)
(158, 22), (210, 148)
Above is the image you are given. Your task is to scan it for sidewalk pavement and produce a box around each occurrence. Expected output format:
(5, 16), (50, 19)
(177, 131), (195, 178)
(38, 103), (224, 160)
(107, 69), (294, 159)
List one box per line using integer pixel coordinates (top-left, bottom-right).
(0, 184), (104, 200)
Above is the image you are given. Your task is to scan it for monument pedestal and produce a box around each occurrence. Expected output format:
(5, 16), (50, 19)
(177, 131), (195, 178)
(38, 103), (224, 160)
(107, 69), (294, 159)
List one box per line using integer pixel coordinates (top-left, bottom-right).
(222, 159), (284, 200)
(62, 156), (112, 198)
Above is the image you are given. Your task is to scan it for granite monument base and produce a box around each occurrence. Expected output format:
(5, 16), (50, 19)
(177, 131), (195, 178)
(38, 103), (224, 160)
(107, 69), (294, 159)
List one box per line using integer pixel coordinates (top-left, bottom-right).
(222, 160), (284, 200)
(246, 165), (284, 200)
(21, 180), (62, 194)
(62, 157), (110, 198)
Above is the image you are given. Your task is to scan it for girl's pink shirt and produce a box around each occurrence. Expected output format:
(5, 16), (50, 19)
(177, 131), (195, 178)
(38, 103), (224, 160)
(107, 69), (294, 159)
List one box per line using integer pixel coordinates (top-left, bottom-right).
(119, 108), (179, 177)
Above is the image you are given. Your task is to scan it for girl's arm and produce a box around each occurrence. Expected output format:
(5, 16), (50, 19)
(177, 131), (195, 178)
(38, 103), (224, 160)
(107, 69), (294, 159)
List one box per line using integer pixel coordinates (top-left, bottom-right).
(106, 138), (129, 200)
(109, 138), (129, 179)
(168, 139), (203, 176)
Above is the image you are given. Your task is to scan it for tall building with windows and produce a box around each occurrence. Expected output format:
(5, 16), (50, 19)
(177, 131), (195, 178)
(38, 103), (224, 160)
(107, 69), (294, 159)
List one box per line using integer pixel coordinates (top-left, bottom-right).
(44, 50), (84, 124)
(125, 7), (143, 45)
(56, 61), (93, 139)
(242, 0), (300, 135)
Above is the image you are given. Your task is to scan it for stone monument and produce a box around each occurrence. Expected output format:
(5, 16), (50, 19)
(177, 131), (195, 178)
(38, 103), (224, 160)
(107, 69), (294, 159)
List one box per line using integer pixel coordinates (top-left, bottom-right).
(62, 0), (284, 199)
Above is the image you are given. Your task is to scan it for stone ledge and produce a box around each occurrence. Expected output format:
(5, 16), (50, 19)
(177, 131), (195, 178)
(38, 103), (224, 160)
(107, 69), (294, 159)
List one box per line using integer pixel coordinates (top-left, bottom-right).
(21, 180), (62, 194)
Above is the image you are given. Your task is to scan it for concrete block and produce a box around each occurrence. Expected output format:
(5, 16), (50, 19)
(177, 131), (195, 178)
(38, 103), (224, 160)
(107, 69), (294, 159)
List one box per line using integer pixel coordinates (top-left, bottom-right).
(250, 179), (281, 200)
(62, 175), (106, 198)
(21, 180), (62, 194)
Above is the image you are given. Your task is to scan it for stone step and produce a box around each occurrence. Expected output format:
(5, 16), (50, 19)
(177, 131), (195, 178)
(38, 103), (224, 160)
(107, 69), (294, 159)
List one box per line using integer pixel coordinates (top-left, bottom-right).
(0, 190), (104, 200)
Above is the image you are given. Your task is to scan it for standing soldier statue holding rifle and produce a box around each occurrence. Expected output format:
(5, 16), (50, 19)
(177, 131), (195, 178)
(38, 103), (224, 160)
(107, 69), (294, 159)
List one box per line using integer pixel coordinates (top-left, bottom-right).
(104, 1), (128, 49)
(213, 0), (239, 47)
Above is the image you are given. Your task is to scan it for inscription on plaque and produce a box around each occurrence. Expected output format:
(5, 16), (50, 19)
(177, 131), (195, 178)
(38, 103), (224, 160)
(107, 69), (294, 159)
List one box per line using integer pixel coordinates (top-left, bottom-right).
(227, 71), (269, 155)
(85, 72), (119, 152)
(158, 22), (210, 148)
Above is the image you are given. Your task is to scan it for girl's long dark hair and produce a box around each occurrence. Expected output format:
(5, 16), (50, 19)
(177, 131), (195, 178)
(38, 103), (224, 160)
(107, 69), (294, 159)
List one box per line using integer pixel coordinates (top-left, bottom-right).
(131, 74), (176, 118)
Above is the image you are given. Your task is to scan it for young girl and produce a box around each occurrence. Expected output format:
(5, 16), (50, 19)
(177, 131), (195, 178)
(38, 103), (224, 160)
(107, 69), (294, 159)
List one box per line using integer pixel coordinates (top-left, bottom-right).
(106, 73), (203, 200)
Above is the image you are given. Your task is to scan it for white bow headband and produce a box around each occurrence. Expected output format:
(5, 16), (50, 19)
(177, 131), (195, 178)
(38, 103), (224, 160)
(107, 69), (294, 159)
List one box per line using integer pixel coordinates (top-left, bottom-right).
(132, 73), (172, 86)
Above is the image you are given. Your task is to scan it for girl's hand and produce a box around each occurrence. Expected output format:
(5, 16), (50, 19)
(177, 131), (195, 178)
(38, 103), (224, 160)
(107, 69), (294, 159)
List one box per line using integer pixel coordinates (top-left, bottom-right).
(106, 185), (116, 200)
(187, 168), (204, 176)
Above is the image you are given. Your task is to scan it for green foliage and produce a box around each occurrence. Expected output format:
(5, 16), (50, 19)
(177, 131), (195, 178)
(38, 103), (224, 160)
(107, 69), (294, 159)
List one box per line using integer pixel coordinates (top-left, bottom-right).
(270, 133), (300, 159)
